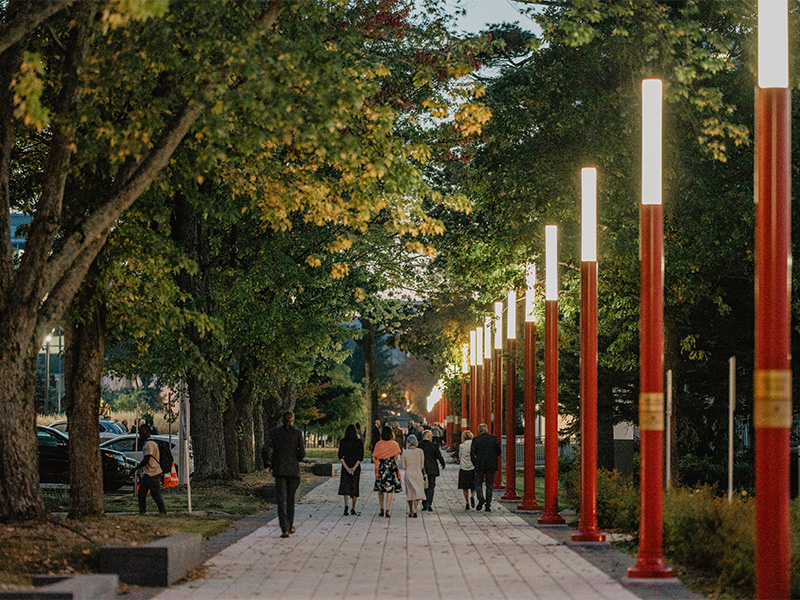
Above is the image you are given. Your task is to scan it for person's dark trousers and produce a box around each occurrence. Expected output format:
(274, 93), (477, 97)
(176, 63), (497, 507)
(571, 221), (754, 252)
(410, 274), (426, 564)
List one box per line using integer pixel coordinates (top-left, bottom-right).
(423, 475), (437, 509)
(275, 475), (301, 533)
(138, 473), (167, 514)
(474, 467), (495, 508)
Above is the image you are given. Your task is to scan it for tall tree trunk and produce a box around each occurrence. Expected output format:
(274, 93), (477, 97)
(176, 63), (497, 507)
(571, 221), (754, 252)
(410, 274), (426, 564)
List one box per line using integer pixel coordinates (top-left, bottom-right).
(173, 194), (229, 479)
(253, 392), (264, 470)
(63, 270), (105, 518)
(234, 360), (257, 474)
(188, 375), (228, 479)
(664, 308), (680, 487)
(597, 380), (615, 471)
(0, 316), (44, 521)
(223, 396), (239, 479)
(358, 318), (380, 431)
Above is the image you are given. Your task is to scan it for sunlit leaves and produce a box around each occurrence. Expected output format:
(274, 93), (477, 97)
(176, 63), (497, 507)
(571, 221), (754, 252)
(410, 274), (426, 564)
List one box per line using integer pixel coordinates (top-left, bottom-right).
(11, 53), (49, 132)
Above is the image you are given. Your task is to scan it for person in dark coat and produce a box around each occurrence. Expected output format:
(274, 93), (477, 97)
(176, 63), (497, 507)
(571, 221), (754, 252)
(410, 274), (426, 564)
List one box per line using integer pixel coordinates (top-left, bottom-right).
(418, 430), (445, 511)
(470, 423), (502, 512)
(371, 419), (381, 452)
(338, 424), (364, 516)
(262, 411), (306, 537)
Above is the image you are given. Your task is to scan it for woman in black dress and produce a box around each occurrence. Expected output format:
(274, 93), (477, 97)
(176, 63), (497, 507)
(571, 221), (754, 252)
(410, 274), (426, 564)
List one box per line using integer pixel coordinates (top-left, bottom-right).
(338, 424), (364, 515)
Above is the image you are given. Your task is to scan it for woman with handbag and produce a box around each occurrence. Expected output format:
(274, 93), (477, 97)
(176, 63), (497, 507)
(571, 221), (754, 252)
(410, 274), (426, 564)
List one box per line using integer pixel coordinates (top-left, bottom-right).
(372, 426), (402, 517)
(400, 434), (425, 518)
(458, 430), (477, 510)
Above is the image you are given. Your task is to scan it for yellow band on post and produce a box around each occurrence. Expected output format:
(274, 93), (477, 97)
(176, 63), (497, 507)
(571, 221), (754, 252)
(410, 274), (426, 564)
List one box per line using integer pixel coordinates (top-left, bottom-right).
(639, 392), (664, 431)
(754, 369), (792, 428)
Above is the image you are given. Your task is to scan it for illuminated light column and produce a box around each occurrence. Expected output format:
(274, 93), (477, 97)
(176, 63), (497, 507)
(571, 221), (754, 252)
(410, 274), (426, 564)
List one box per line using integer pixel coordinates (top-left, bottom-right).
(502, 290), (521, 500)
(470, 330), (479, 433)
(518, 263), (541, 511)
(755, 2), (791, 597)
(483, 317), (492, 432)
(628, 78), (673, 579)
(462, 344), (469, 433)
(493, 304), (505, 490)
(538, 225), (565, 525)
(572, 168), (606, 543)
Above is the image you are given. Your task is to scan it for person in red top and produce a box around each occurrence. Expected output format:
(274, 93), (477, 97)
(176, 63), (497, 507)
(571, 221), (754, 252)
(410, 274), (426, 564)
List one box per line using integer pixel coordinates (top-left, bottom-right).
(372, 426), (402, 518)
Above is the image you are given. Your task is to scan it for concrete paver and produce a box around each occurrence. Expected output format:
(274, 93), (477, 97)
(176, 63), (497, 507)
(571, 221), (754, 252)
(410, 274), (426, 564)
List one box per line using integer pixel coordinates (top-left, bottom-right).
(152, 460), (650, 600)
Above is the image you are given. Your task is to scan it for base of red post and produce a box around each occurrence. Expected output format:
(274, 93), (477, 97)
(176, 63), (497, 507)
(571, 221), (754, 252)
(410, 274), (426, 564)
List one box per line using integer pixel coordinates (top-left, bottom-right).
(571, 529), (607, 543)
(517, 499), (541, 511)
(537, 511), (566, 525)
(500, 490), (520, 501)
(627, 559), (674, 579)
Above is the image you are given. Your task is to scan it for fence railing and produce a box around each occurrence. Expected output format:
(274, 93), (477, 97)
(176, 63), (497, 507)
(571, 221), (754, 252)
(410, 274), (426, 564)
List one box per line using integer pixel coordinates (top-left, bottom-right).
(500, 436), (577, 467)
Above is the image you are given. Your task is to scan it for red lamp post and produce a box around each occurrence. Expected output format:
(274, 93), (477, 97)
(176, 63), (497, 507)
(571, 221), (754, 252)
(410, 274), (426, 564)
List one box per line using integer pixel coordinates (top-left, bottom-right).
(573, 167), (606, 543)
(538, 225), (565, 525)
(461, 344), (469, 434)
(628, 79), (673, 579)
(483, 318), (492, 435)
(471, 328), (480, 433)
(502, 290), (521, 501)
(518, 263), (541, 511)
(493, 305), (505, 490)
(754, 2), (791, 597)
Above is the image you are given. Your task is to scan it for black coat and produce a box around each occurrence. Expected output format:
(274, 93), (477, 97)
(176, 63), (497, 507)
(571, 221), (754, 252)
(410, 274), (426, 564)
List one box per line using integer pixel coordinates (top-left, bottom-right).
(262, 425), (305, 477)
(419, 439), (445, 477)
(470, 432), (501, 471)
(371, 424), (381, 449)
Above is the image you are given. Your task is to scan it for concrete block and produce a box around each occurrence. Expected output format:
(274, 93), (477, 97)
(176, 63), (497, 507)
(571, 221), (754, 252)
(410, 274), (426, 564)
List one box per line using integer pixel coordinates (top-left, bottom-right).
(100, 534), (203, 587)
(311, 462), (335, 476)
(0, 574), (118, 600)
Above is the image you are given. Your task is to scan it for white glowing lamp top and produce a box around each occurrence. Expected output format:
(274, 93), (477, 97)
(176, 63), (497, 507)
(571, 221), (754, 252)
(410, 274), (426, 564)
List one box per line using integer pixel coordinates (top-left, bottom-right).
(462, 343), (469, 374)
(758, 0), (789, 88)
(484, 316), (492, 358)
(470, 330), (476, 366)
(494, 302), (503, 349)
(507, 290), (517, 339)
(642, 79), (662, 206)
(582, 167), (597, 262)
(545, 226), (557, 301)
(525, 262), (536, 322)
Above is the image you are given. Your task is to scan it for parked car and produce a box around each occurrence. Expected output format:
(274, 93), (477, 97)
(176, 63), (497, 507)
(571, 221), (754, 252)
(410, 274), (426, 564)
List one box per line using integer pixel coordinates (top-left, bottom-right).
(48, 419), (125, 440)
(37, 425), (136, 491)
(100, 434), (194, 478)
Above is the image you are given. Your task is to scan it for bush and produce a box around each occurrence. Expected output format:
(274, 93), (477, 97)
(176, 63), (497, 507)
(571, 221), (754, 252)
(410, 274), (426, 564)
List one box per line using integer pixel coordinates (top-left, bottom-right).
(563, 467), (639, 534)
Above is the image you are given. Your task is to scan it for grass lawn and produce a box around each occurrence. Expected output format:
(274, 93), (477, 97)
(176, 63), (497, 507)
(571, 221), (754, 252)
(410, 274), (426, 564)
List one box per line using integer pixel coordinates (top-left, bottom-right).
(0, 469), (315, 589)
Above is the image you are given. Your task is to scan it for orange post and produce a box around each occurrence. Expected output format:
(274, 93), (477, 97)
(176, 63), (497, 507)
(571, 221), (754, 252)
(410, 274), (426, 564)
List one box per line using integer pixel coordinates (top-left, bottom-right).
(518, 319), (540, 511)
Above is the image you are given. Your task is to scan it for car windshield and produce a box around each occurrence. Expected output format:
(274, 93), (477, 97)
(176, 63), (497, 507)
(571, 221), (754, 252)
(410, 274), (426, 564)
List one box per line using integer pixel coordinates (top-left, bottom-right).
(100, 421), (125, 434)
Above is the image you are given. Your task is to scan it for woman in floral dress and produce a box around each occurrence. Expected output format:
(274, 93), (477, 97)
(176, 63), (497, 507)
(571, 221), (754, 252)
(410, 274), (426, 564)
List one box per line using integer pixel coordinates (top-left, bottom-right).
(372, 426), (402, 517)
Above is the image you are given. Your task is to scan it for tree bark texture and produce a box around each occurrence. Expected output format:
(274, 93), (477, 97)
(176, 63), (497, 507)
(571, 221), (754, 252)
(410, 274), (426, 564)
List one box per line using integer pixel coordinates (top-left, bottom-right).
(0, 315), (44, 521)
(223, 395), (239, 479)
(234, 360), (257, 474)
(63, 271), (105, 518)
(253, 393), (264, 470)
(358, 319), (380, 429)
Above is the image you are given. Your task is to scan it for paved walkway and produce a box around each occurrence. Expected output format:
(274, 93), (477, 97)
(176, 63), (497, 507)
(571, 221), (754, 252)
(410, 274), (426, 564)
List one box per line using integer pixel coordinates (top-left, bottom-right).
(152, 462), (654, 600)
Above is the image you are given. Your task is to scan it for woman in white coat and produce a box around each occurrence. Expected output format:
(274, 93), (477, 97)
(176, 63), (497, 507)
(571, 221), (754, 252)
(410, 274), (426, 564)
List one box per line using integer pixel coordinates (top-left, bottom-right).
(400, 434), (425, 518)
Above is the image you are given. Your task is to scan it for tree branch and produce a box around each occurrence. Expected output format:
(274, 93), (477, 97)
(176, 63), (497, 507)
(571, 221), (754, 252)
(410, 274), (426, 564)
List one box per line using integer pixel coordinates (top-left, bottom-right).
(0, 0), (77, 57)
(15, 2), (93, 305)
(36, 231), (106, 341)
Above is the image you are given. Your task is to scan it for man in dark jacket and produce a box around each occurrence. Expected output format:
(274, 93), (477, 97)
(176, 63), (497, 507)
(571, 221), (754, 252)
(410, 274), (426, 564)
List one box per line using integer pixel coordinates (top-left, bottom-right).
(470, 423), (502, 512)
(370, 419), (381, 452)
(262, 411), (306, 537)
(419, 430), (445, 511)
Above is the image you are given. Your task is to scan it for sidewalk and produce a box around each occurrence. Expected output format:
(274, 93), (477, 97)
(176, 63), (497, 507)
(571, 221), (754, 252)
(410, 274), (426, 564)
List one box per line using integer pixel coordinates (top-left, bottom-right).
(152, 461), (692, 600)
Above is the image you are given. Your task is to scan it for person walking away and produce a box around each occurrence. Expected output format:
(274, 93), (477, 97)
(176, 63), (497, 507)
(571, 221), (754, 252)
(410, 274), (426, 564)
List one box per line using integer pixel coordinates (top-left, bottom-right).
(432, 422), (442, 448)
(371, 419), (381, 452)
(470, 423), (501, 512)
(338, 424), (364, 516)
(263, 411), (306, 538)
(400, 434), (425, 517)
(392, 422), (405, 449)
(134, 424), (167, 515)
(372, 426), (402, 517)
(418, 430), (445, 511)
(458, 430), (477, 510)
